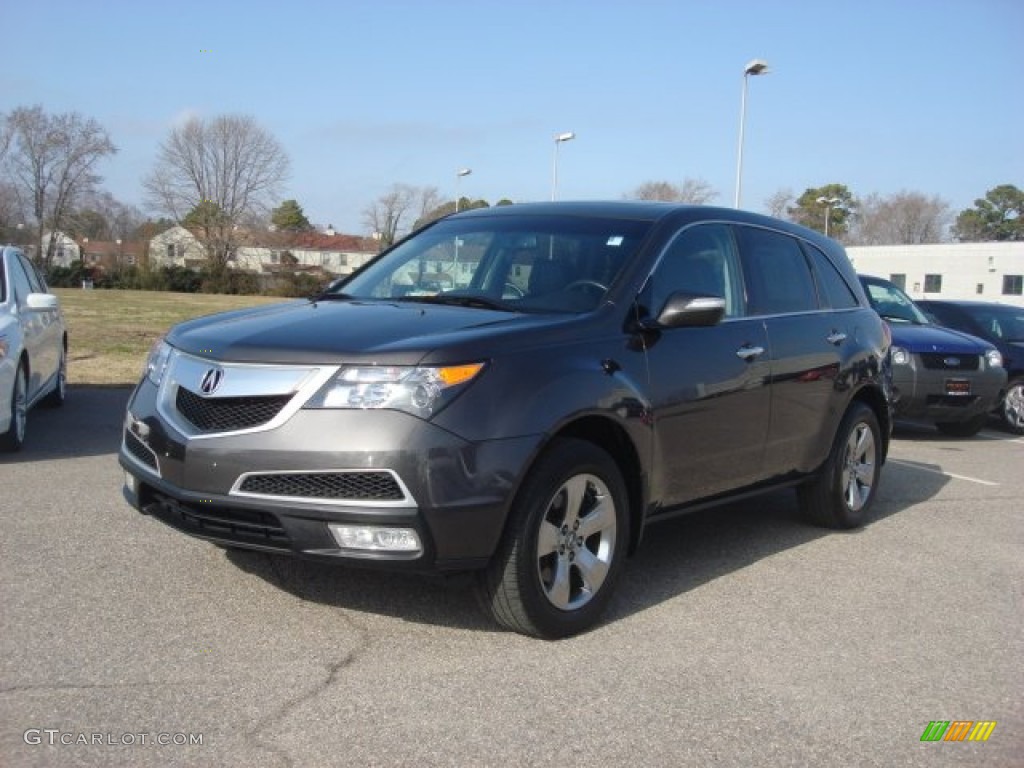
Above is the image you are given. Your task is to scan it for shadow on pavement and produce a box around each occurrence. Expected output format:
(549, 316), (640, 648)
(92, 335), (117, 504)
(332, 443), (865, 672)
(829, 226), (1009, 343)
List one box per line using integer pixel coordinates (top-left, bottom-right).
(226, 456), (951, 636)
(0, 385), (131, 464)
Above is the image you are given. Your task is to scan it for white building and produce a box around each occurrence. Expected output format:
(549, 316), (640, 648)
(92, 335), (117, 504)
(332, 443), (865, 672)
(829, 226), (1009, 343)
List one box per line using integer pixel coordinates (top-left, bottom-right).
(146, 227), (377, 276)
(847, 242), (1024, 307)
(40, 231), (81, 267)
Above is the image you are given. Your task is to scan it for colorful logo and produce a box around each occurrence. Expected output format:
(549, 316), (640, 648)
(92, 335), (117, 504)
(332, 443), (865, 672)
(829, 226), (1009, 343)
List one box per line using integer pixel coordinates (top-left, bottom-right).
(920, 721), (996, 742)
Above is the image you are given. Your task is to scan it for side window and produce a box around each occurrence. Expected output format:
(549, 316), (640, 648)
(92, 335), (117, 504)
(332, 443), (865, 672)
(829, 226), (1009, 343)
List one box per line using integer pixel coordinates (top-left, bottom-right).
(803, 243), (859, 310)
(8, 255), (35, 307)
(18, 255), (46, 294)
(645, 223), (744, 318)
(735, 226), (819, 315)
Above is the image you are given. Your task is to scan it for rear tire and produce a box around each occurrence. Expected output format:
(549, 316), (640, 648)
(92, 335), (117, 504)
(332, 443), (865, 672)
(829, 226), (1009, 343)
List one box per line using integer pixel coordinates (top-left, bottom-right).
(935, 413), (988, 438)
(476, 438), (629, 639)
(798, 402), (881, 529)
(0, 363), (28, 452)
(1000, 378), (1024, 435)
(41, 345), (67, 408)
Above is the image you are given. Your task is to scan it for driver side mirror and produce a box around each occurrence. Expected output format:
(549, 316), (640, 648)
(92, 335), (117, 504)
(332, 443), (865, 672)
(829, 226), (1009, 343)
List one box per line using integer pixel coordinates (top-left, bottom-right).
(642, 292), (726, 330)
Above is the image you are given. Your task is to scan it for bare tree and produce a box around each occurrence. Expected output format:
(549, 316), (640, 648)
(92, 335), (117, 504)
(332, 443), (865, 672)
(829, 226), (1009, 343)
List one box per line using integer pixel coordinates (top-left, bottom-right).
(3, 105), (116, 266)
(144, 114), (289, 270)
(362, 184), (421, 247)
(764, 188), (794, 219)
(849, 191), (952, 245)
(625, 178), (717, 204)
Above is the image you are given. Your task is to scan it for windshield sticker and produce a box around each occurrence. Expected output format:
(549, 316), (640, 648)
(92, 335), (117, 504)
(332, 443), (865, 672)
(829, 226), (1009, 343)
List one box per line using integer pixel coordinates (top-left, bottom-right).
(606, 236), (624, 247)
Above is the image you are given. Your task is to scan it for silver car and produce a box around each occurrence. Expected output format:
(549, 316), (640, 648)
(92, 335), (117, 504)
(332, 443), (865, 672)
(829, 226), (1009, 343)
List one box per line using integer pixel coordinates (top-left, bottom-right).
(0, 245), (67, 450)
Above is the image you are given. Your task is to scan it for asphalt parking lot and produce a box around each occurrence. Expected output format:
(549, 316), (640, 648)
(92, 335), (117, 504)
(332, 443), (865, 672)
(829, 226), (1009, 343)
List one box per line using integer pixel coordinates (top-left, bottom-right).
(1, 387), (1021, 767)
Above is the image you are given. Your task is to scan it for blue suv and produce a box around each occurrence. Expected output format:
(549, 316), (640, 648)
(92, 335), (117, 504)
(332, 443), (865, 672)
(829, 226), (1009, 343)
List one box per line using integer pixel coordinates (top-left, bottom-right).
(859, 275), (1006, 437)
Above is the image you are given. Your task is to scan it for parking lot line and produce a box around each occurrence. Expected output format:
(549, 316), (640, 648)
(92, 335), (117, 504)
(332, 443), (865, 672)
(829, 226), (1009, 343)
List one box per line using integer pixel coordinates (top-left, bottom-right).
(887, 459), (1000, 486)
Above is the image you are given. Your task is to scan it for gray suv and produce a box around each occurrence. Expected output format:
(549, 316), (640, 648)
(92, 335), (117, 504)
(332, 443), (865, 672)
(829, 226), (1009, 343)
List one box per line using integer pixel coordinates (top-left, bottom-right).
(120, 202), (892, 638)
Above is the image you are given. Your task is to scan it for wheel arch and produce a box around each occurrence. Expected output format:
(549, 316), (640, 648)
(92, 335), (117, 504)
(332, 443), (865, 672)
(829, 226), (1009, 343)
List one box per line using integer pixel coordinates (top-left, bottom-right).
(851, 383), (891, 463)
(550, 415), (647, 555)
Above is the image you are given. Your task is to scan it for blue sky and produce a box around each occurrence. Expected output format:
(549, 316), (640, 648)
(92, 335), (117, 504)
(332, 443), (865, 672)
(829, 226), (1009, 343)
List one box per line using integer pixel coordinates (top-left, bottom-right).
(2, 0), (1022, 235)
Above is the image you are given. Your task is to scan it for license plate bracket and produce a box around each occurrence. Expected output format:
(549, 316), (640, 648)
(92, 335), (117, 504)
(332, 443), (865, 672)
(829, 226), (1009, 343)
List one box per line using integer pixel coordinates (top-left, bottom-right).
(945, 378), (971, 396)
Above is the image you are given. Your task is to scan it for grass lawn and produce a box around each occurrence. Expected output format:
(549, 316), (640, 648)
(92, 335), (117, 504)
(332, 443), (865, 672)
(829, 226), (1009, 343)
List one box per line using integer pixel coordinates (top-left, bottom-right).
(54, 288), (287, 386)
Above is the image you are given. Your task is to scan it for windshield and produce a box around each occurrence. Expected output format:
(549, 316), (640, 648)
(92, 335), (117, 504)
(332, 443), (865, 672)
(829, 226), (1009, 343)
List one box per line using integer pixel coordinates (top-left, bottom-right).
(966, 305), (1024, 342)
(862, 280), (930, 324)
(330, 214), (652, 313)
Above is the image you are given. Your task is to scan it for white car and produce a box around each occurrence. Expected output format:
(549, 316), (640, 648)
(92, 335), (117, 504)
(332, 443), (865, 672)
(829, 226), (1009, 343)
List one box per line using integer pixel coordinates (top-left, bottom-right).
(0, 245), (67, 450)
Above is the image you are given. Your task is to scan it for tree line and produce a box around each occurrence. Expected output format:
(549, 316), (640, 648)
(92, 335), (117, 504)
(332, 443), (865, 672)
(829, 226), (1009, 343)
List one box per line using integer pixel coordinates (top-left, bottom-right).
(2, 104), (1021, 287)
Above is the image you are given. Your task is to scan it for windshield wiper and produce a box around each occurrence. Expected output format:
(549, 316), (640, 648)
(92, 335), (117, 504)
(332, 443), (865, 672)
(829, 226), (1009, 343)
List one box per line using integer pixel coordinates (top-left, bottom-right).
(399, 294), (512, 311)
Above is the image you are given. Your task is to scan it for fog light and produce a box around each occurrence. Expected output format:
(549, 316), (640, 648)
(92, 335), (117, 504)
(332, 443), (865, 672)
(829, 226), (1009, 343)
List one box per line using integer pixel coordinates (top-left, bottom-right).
(124, 471), (139, 495)
(329, 524), (422, 554)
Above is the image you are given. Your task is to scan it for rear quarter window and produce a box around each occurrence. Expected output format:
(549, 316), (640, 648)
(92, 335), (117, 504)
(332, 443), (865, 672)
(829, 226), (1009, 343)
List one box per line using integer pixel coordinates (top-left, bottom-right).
(804, 244), (859, 310)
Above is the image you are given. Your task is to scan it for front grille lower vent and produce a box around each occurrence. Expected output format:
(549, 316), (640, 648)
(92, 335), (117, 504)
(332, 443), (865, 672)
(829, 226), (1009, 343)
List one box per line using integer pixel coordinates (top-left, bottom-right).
(148, 493), (290, 548)
(237, 471), (405, 502)
(175, 387), (291, 432)
(124, 430), (158, 471)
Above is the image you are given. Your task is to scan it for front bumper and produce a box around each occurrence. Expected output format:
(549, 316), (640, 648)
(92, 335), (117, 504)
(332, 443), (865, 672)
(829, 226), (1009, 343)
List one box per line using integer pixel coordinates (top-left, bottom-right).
(891, 359), (1006, 422)
(119, 379), (540, 571)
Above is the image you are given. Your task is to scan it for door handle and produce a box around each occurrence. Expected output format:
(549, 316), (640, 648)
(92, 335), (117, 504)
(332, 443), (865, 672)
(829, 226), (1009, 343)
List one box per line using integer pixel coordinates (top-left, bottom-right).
(826, 331), (847, 345)
(736, 345), (765, 361)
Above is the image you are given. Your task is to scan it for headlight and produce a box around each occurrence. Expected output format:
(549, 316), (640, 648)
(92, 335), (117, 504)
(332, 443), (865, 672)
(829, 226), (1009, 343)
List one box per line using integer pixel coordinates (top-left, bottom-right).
(305, 363), (485, 419)
(144, 340), (173, 386)
(891, 346), (910, 366)
(985, 349), (1003, 368)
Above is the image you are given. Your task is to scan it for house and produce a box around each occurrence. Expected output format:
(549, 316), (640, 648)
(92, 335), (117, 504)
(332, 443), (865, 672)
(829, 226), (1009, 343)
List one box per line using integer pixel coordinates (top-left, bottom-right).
(847, 242), (1024, 307)
(79, 238), (144, 270)
(148, 226), (209, 269)
(146, 226), (378, 276)
(40, 231), (81, 267)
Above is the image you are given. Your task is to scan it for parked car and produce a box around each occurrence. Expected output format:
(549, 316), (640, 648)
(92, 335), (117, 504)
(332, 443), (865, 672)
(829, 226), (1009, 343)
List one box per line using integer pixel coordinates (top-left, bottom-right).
(858, 275), (1005, 437)
(120, 202), (892, 638)
(0, 245), (68, 450)
(916, 300), (1024, 434)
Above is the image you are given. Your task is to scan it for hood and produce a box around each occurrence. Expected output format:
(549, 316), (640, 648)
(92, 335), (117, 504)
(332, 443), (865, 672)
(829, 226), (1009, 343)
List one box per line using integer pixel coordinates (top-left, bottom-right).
(888, 323), (994, 355)
(165, 298), (564, 364)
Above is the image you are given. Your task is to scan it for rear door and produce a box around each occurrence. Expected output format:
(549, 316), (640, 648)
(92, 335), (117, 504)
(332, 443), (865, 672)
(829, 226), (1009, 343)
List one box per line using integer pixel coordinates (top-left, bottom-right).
(734, 226), (851, 476)
(640, 223), (771, 506)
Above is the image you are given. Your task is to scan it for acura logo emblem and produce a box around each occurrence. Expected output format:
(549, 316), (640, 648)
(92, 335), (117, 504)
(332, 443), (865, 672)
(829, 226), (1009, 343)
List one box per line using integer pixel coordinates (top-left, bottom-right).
(199, 368), (224, 395)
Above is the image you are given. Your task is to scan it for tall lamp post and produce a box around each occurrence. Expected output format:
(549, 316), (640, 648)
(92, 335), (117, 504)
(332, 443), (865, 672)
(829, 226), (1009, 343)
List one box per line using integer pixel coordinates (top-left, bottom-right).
(455, 168), (472, 212)
(551, 131), (575, 201)
(816, 196), (841, 238)
(734, 59), (770, 209)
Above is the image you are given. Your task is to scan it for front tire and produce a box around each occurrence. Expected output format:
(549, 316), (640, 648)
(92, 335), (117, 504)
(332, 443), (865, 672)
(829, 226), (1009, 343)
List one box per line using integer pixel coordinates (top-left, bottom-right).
(0, 363), (28, 452)
(1000, 378), (1024, 435)
(798, 402), (881, 529)
(476, 438), (629, 639)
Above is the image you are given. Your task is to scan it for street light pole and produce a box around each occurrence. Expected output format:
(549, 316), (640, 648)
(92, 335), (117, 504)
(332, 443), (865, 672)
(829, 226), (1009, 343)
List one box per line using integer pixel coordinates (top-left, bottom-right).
(734, 59), (769, 209)
(551, 131), (575, 201)
(455, 168), (472, 212)
(816, 196), (841, 238)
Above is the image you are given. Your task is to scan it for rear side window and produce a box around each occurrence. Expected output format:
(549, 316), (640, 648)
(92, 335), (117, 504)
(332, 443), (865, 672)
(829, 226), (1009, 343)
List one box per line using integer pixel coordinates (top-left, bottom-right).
(804, 244), (859, 310)
(735, 226), (819, 315)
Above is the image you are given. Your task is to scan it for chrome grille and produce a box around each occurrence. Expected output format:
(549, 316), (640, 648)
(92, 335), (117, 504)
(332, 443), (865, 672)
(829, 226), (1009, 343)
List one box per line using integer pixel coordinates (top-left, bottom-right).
(175, 387), (291, 432)
(238, 471), (405, 501)
(919, 353), (979, 371)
